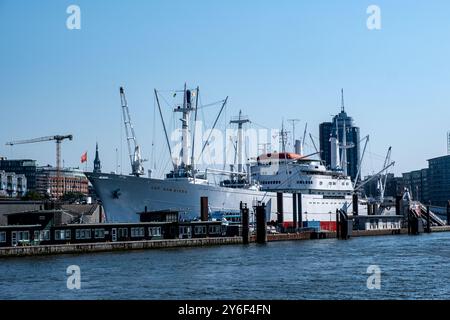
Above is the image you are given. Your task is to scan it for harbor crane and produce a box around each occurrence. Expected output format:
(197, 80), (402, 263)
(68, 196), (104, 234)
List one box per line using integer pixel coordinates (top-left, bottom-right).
(120, 87), (145, 176)
(6, 134), (73, 197)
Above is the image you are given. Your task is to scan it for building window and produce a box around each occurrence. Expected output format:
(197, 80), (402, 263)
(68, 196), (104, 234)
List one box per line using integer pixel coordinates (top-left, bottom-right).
(179, 226), (191, 235)
(94, 229), (105, 239)
(41, 230), (50, 241)
(119, 228), (128, 238)
(0, 232), (6, 243)
(194, 226), (206, 234)
(55, 230), (70, 240)
(76, 229), (92, 240)
(208, 225), (221, 234)
(148, 227), (161, 237)
(131, 227), (144, 237)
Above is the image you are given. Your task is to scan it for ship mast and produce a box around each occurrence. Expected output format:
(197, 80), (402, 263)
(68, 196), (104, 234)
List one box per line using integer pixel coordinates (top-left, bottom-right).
(175, 83), (193, 168)
(190, 86), (200, 179)
(230, 110), (250, 174)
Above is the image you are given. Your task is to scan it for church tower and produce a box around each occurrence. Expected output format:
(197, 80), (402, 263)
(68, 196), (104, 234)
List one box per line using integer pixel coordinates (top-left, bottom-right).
(93, 142), (101, 173)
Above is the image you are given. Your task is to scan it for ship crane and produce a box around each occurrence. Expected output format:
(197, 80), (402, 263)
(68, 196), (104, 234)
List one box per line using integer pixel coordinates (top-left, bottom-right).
(6, 134), (73, 197)
(119, 87), (145, 177)
(378, 146), (392, 203)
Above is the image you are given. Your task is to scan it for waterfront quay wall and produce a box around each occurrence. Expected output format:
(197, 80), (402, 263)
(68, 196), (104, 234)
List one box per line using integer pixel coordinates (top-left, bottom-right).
(0, 237), (243, 258)
(2, 227), (449, 257)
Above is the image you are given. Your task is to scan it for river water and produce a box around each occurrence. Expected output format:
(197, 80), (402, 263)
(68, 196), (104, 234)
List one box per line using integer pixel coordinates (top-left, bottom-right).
(1, 232), (450, 300)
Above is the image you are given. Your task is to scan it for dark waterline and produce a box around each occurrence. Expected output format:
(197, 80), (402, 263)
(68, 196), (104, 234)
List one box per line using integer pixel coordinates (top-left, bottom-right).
(1, 232), (450, 300)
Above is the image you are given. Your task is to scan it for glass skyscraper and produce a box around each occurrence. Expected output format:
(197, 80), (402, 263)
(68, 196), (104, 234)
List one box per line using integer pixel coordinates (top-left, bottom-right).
(319, 91), (360, 181)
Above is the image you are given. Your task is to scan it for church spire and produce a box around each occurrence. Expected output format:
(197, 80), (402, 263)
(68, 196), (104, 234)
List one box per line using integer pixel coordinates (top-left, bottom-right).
(93, 142), (101, 173)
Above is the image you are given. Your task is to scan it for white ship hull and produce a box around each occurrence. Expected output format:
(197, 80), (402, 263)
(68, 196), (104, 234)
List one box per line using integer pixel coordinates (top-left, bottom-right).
(86, 172), (363, 231)
(86, 172), (284, 222)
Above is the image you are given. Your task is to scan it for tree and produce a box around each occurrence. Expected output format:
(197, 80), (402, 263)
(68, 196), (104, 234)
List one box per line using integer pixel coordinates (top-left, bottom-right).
(60, 191), (85, 203)
(21, 190), (45, 201)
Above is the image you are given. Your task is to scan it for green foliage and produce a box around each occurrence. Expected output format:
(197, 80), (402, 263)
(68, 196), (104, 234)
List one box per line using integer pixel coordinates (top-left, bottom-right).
(60, 191), (85, 203)
(21, 190), (45, 201)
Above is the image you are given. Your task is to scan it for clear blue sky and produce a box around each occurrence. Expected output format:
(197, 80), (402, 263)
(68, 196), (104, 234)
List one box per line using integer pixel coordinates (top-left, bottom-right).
(1, 0), (450, 177)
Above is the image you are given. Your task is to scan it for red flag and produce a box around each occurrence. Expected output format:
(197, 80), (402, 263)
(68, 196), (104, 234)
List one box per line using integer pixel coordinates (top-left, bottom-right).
(81, 152), (87, 163)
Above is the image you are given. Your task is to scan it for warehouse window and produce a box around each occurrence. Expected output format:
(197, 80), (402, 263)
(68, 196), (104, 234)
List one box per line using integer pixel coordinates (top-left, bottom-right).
(0, 232), (6, 243)
(148, 227), (161, 237)
(194, 226), (206, 234)
(55, 230), (62, 240)
(54, 230), (70, 240)
(18, 231), (29, 242)
(118, 228), (128, 238)
(41, 230), (50, 241)
(208, 225), (221, 234)
(76, 229), (91, 240)
(131, 227), (144, 237)
(94, 229), (105, 239)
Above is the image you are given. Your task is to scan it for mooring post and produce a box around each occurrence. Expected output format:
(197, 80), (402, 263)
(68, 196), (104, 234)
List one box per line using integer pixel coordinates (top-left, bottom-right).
(277, 192), (284, 230)
(99, 205), (103, 223)
(367, 202), (372, 215)
(447, 201), (450, 226)
(426, 205), (431, 233)
(241, 202), (250, 245)
(395, 195), (402, 215)
(336, 209), (340, 239)
(298, 193), (303, 229)
(292, 193), (297, 232)
(200, 197), (208, 221)
(256, 202), (267, 244)
(352, 193), (358, 216)
(407, 210), (411, 235)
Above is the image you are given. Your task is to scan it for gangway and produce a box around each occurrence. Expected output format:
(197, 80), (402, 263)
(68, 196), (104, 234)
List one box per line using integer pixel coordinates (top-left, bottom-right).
(409, 201), (446, 226)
